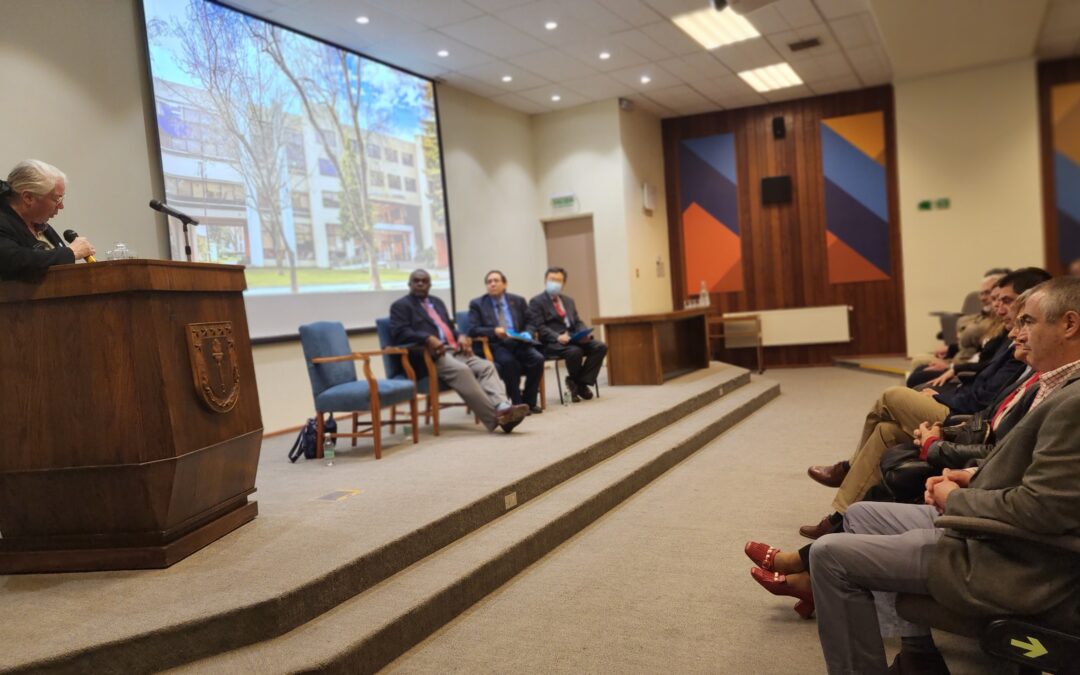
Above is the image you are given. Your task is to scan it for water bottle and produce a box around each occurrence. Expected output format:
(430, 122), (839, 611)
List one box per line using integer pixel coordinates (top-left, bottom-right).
(699, 280), (710, 307)
(324, 417), (337, 466)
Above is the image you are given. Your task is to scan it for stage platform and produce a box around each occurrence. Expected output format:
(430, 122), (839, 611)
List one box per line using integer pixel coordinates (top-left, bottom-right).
(0, 363), (778, 675)
(832, 355), (908, 377)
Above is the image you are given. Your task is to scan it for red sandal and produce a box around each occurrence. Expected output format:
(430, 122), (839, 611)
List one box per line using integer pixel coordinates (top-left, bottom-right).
(744, 541), (781, 571)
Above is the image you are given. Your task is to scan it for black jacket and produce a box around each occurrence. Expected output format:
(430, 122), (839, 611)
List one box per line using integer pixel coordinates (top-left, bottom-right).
(0, 200), (74, 281)
(527, 292), (586, 344)
(933, 338), (1026, 415)
(467, 293), (529, 338)
(388, 293), (460, 376)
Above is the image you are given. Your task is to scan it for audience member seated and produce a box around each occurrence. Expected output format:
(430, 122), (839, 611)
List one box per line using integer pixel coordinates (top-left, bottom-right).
(0, 159), (95, 280)
(527, 266), (607, 403)
(799, 268), (1050, 539)
(906, 271), (1005, 388)
(746, 276), (1080, 675)
(389, 269), (529, 433)
(467, 270), (545, 414)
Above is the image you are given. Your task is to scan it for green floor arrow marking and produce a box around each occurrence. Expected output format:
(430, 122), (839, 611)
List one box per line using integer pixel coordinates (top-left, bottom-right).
(1010, 637), (1048, 658)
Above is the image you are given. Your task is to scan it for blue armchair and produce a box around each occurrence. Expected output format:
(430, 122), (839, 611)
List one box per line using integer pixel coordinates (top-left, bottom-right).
(299, 321), (418, 459)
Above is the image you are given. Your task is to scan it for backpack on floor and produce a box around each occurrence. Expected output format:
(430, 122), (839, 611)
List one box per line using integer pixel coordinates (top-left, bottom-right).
(288, 418), (319, 462)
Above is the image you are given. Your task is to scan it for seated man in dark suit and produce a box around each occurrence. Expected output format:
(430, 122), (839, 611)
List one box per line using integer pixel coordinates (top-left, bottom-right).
(467, 270), (545, 414)
(527, 266), (607, 402)
(390, 269), (529, 433)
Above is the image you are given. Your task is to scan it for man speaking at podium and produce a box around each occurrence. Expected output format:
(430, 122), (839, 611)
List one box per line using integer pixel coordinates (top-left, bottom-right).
(0, 159), (96, 281)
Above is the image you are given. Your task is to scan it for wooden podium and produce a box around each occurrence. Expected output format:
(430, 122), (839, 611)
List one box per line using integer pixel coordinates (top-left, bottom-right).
(0, 260), (263, 573)
(592, 308), (710, 385)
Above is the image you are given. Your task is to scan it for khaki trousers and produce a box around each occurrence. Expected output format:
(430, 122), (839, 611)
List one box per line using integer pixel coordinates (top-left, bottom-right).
(832, 387), (950, 513)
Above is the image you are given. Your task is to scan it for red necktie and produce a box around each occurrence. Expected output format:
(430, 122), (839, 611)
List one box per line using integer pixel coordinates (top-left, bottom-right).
(423, 299), (458, 350)
(552, 295), (566, 319)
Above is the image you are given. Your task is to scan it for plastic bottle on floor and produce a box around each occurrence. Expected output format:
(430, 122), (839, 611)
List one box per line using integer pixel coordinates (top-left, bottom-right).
(325, 417), (337, 466)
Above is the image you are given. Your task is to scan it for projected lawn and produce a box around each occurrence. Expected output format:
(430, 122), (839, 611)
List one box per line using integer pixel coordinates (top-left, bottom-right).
(245, 268), (415, 289)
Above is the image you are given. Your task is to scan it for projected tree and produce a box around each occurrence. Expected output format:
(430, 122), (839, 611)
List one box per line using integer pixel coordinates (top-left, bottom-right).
(168, 2), (300, 291)
(254, 26), (387, 289)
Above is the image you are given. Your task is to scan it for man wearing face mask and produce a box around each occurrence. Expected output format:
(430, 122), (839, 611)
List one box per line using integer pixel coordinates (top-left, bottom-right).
(527, 266), (607, 402)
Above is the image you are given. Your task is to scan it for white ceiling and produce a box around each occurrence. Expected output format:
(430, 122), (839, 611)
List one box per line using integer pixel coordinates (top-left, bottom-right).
(224, 0), (1080, 118)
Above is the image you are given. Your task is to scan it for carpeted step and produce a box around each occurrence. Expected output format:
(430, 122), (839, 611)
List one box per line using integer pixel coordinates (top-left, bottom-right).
(167, 378), (779, 674)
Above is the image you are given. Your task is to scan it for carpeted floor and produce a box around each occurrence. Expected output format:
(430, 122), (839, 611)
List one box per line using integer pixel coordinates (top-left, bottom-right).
(386, 367), (1013, 674)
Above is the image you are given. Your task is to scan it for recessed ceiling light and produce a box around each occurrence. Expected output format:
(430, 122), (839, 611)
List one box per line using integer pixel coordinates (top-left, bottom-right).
(672, 7), (759, 50)
(599, 51), (611, 60)
(545, 21), (558, 30)
(640, 75), (651, 84)
(355, 16), (369, 24)
(737, 62), (803, 92)
(551, 94), (561, 102)
(501, 75), (513, 83)
(437, 49), (449, 58)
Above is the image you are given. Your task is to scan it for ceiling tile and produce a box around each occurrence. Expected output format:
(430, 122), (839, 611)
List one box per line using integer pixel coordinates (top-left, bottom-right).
(608, 62), (683, 91)
(560, 73), (637, 100)
(509, 48), (602, 80)
(767, 23), (840, 62)
(644, 83), (714, 108)
(638, 0), (702, 20)
(742, 5), (791, 34)
(372, 30), (495, 69)
(829, 13), (878, 50)
(465, 0), (535, 11)
(490, 91), (550, 114)
(595, 0), (665, 27)
(773, 0), (824, 28)
(494, 1), (599, 47)
(268, 3), (427, 51)
(554, 0), (634, 33)
(455, 61), (552, 91)
(440, 73), (507, 98)
(813, 0), (869, 20)
(761, 83), (815, 102)
(707, 90), (767, 110)
(516, 84), (590, 108)
(846, 43), (890, 80)
(438, 15), (549, 58)
(713, 39), (786, 73)
(622, 92), (678, 118)
(638, 20), (705, 56)
(657, 54), (730, 81)
(561, 41), (651, 71)
(808, 73), (862, 94)
(371, 0), (485, 28)
(610, 28), (676, 60)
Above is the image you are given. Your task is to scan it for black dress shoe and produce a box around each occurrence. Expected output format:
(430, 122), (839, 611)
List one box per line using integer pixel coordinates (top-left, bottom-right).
(577, 382), (594, 400)
(529, 405), (543, 415)
(564, 376), (581, 403)
(888, 649), (950, 674)
(497, 404), (529, 432)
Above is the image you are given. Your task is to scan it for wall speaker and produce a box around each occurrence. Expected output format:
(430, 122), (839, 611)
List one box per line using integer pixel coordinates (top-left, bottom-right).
(772, 115), (786, 139)
(761, 176), (792, 205)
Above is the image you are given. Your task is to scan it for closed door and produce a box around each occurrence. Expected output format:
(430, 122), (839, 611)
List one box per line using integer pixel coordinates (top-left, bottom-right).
(543, 216), (600, 326)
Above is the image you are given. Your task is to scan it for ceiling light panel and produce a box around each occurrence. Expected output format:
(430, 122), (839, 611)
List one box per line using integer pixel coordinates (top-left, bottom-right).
(672, 7), (760, 50)
(737, 62), (803, 91)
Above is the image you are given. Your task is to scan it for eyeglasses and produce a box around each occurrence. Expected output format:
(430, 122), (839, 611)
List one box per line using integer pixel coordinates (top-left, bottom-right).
(29, 192), (64, 205)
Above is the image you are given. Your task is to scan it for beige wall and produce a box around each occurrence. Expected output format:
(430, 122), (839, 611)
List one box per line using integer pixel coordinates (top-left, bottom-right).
(895, 58), (1044, 355)
(619, 106), (674, 314)
(531, 100), (631, 316)
(437, 85), (546, 307)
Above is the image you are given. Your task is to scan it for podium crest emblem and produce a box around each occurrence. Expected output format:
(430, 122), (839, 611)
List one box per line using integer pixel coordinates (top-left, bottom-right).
(186, 321), (241, 413)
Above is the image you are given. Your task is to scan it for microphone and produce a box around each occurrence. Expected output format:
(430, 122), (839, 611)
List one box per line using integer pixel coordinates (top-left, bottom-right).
(149, 199), (199, 225)
(63, 229), (97, 263)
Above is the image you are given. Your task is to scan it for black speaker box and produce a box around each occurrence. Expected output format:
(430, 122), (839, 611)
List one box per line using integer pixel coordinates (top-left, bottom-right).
(761, 176), (792, 205)
(772, 115), (786, 139)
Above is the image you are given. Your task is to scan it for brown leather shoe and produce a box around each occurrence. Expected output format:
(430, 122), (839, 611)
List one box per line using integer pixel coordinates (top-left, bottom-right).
(807, 461), (850, 488)
(888, 650), (950, 674)
(497, 404), (529, 433)
(799, 516), (837, 540)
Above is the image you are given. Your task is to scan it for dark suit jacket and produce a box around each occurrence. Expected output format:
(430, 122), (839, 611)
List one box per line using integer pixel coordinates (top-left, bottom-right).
(467, 293), (529, 338)
(0, 201), (74, 281)
(928, 372), (1080, 627)
(527, 292), (586, 344)
(934, 339), (1026, 415)
(389, 293), (460, 376)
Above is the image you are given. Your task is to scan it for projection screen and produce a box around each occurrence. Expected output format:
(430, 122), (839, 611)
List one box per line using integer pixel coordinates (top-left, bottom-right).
(142, 0), (453, 339)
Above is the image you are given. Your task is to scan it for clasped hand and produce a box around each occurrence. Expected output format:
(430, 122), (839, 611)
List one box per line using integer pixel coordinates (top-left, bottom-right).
(924, 468), (973, 513)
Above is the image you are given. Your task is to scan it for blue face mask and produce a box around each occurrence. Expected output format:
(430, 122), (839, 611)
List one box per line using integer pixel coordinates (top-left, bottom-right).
(546, 280), (562, 295)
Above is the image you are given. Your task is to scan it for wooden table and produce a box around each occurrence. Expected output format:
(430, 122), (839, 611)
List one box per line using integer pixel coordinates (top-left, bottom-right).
(592, 308), (710, 385)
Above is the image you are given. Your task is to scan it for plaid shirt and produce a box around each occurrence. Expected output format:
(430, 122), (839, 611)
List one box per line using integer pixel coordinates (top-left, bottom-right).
(1030, 358), (1080, 411)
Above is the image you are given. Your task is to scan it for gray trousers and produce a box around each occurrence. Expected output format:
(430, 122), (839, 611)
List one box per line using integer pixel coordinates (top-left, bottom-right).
(435, 351), (509, 430)
(810, 502), (943, 675)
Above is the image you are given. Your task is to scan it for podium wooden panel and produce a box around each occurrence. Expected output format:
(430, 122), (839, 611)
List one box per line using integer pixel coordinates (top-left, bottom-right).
(0, 260), (263, 573)
(592, 308), (710, 385)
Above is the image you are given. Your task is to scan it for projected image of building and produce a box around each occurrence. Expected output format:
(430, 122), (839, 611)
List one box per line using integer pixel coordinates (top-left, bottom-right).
(154, 80), (447, 292)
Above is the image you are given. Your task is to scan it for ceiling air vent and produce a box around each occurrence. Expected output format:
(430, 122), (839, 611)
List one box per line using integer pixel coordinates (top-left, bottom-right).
(788, 37), (821, 52)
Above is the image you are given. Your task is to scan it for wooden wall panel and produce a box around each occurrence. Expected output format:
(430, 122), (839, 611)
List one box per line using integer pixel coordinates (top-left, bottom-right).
(1038, 57), (1080, 276)
(663, 86), (905, 368)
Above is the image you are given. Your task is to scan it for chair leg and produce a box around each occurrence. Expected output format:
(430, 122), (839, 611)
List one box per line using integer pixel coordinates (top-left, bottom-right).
(351, 412), (358, 447)
(390, 405), (397, 434)
(315, 412), (325, 459)
(554, 360), (566, 405)
(410, 397), (419, 443)
(371, 405), (382, 460)
(539, 369), (547, 409)
(432, 392), (441, 436)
